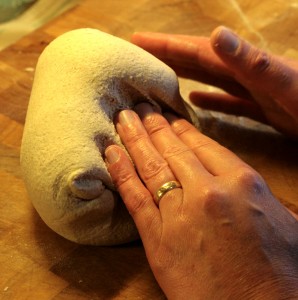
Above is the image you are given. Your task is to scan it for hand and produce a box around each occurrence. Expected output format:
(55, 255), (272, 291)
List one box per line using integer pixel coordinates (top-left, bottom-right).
(131, 26), (298, 138)
(105, 103), (298, 299)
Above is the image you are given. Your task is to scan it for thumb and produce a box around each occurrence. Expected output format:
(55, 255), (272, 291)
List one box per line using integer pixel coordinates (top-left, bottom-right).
(210, 26), (298, 119)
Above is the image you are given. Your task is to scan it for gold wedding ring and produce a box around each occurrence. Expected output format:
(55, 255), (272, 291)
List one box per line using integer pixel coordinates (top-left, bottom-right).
(155, 180), (182, 204)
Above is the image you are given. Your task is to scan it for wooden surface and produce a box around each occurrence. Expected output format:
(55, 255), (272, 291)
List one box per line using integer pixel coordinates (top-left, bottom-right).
(1, 0), (298, 299)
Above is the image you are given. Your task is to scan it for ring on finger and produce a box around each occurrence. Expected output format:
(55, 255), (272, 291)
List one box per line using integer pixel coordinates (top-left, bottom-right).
(155, 180), (182, 206)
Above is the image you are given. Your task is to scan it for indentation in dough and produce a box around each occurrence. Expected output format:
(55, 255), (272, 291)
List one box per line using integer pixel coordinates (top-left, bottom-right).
(94, 133), (116, 155)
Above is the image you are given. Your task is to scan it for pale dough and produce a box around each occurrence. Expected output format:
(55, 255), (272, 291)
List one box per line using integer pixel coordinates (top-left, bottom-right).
(20, 28), (199, 245)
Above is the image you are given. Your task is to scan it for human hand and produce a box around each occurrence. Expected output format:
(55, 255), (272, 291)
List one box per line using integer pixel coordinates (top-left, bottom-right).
(131, 26), (298, 138)
(105, 103), (298, 299)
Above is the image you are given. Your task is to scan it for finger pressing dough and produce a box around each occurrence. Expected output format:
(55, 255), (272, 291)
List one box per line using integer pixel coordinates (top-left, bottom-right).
(20, 28), (199, 245)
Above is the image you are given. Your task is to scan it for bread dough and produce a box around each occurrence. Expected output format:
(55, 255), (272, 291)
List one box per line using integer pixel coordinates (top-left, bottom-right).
(20, 28), (199, 245)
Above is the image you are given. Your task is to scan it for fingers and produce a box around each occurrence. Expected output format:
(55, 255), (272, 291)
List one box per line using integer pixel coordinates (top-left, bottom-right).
(131, 32), (232, 77)
(164, 113), (247, 175)
(132, 32), (212, 64)
(114, 109), (179, 202)
(165, 62), (252, 99)
(105, 145), (161, 244)
(132, 31), (252, 100)
(107, 102), (253, 237)
(132, 103), (212, 186)
(211, 26), (298, 119)
(190, 91), (267, 123)
(115, 102), (246, 185)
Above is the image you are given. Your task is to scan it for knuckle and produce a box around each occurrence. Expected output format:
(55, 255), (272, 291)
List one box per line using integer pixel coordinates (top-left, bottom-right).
(143, 113), (169, 135)
(141, 159), (169, 181)
(202, 185), (230, 218)
(162, 144), (189, 159)
(171, 119), (193, 136)
(127, 191), (152, 216)
(190, 140), (217, 153)
(125, 130), (146, 145)
(246, 50), (293, 91)
(234, 167), (265, 194)
(249, 51), (271, 74)
(112, 167), (134, 189)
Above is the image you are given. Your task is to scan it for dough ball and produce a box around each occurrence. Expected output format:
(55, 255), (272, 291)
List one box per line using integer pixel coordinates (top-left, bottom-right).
(20, 28), (199, 245)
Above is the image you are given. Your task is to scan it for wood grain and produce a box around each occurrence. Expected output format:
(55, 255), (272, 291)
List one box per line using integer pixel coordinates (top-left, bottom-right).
(0, 0), (297, 298)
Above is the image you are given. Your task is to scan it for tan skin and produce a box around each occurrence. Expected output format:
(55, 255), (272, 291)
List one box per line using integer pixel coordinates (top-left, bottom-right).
(105, 27), (298, 299)
(131, 26), (298, 138)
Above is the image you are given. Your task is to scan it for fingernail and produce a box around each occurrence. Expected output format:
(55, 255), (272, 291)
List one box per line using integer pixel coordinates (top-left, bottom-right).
(216, 27), (239, 54)
(105, 146), (120, 164)
(163, 112), (181, 130)
(163, 112), (178, 123)
(134, 102), (154, 118)
(118, 110), (136, 125)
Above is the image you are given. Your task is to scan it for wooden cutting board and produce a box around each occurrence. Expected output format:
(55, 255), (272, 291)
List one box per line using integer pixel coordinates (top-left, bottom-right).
(1, 0), (297, 298)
